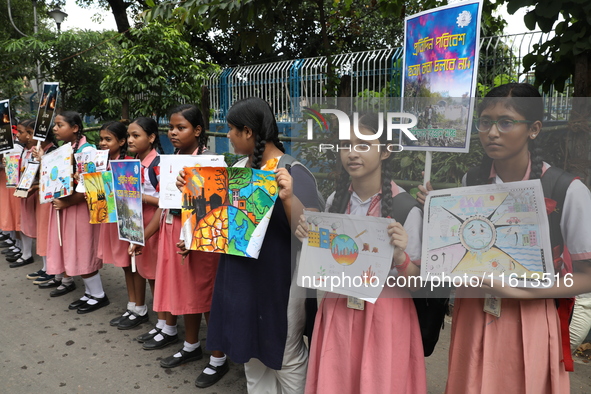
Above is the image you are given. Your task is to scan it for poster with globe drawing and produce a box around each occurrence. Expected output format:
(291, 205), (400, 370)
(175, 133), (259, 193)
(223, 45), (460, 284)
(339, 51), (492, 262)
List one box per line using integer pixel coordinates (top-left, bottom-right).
(39, 143), (74, 204)
(297, 211), (395, 300)
(181, 167), (278, 258)
(422, 180), (555, 288)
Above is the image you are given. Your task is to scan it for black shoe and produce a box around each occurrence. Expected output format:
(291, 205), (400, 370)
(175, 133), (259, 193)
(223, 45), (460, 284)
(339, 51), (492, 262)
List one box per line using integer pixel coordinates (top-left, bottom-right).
(77, 295), (110, 314)
(117, 312), (149, 330)
(6, 249), (22, 258)
(27, 269), (45, 280)
(6, 253), (23, 263)
(68, 294), (91, 310)
(136, 328), (161, 343)
(1, 247), (17, 255)
(0, 241), (15, 248)
(0, 233), (11, 241)
(38, 278), (62, 289)
(9, 256), (35, 268)
(195, 360), (230, 388)
(49, 282), (76, 297)
(142, 332), (179, 350)
(110, 311), (131, 327)
(160, 347), (203, 368)
(33, 273), (54, 285)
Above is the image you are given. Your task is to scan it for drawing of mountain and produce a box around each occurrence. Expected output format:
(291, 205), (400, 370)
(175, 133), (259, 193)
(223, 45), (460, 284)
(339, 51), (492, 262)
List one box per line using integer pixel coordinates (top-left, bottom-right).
(247, 187), (275, 222)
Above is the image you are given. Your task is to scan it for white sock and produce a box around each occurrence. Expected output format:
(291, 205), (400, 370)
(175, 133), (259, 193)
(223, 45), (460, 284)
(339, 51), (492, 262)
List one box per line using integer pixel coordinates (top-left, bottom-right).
(127, 301), (136, 312)
(15, 237), (21, 248)
(134, 304), (148, 316)
(156, 319), (166, 330)
(83, 273), (105, 304)
(55, 273), (64, 281)
(79, 294), (89, 302)
(153, 324), (177, 341)
(20, 235), (33, 260)
(9, 245), (18, 251)
(203, 355), (227, 375)
(56, 276), (73, 291)
(42, 257), (47, 271)
(9, 231), (15, 239)
(174, 341), (200, 357)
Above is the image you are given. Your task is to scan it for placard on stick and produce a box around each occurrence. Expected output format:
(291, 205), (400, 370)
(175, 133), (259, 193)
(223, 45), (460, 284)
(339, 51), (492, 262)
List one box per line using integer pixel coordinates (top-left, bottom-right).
(33, 82), (60, 142)
(0, 100), (14, 153)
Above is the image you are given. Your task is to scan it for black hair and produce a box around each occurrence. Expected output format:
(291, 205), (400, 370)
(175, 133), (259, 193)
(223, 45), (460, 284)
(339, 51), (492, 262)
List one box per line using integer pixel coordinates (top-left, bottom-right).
(100, 121), (128, 160)
(329, 112), (394, 218)
(226, 97), (285, 169)
(474, 83), (544, 185)
(18, 119), (35, 132)
(131, 117), (163, 154)
(57, 111), (84, 152)
(169, 104), (207, 155)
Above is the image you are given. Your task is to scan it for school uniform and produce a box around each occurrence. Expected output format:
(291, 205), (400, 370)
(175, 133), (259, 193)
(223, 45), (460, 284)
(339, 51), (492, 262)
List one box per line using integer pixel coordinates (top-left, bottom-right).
(305, 183), (427, 394)
(446, 161), (591, 394)
(46, 137), (102, 276)
(19, 148), (37, 238)
(35, 143), (56, 257)
(0, 145), (24, 232)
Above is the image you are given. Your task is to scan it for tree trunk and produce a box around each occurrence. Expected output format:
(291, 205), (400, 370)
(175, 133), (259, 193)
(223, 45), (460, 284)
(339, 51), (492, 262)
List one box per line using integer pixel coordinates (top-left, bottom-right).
(106, 0), (131, 34)
(121, 98), (130, 122)
(568, 52), (591, 185)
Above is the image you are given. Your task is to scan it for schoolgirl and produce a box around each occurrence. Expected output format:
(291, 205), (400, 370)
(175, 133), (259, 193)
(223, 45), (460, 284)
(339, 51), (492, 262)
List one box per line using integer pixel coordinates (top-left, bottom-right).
(201, 97), (321, 393)
(110, 117), (161, 330)
(28, 130), (59, 284)
(131, 105), (227, 388)
(0, 124), (23, 257)
(45, 111), (109, 313)
(419, 83), (591, 393)
(298, 112), (426, 393)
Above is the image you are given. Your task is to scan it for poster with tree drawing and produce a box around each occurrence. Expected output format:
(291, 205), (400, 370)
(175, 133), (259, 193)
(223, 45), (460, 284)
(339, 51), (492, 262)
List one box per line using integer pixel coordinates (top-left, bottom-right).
(39, 143), (73, 203)
(111, 160), (144, 245)
(422, 180), (555, 287)
(83, 171), (116, 224)
(296, 210), (395, 300)
(181, 167), (278, 258)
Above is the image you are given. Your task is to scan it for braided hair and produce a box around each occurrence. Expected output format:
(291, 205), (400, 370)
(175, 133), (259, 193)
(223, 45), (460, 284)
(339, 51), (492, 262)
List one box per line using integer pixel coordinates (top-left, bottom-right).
(226, 98), (284, 169)
(100, 121), (128, 159)
(58, 111), (84, 152)
(474, 83), (544, 185)
(132, 117), (163, 154)
(18, 119), (35, 131)
(169, 104), (207, 155)
(328, 112), (394, 218)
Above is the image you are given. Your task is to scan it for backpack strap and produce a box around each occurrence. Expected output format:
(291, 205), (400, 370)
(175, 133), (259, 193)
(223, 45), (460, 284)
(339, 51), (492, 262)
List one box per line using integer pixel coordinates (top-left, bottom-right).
(390, 192), (421, 224)
(466, 166), (480, 186)
(147, 155), (161, 190)
(278, 154), (325, 212)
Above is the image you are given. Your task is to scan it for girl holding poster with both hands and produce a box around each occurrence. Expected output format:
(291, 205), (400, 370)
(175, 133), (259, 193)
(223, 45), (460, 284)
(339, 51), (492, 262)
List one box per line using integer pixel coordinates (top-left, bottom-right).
(130, 105), (228, 389)
(44, 111), (109, 313)
(418, 83), (591, 393)
(295, 112), (426, 394)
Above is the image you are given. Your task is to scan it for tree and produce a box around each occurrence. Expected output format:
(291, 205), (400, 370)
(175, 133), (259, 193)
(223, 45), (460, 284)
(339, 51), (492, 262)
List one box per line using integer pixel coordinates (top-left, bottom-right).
(100, 21), (216, 120)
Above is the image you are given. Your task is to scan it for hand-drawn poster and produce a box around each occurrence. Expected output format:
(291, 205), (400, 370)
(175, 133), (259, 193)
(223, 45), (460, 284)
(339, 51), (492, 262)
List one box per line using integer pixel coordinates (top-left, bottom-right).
(74, 149), (108, 191)
(422, 180), (555, 287)
(39, 143), (73, 204)
(4, 153), (20, 187)
(296, 211), (395, 300)
(181, 167), (278, 258)
(0, 100), (14, 153)
(83, 171), (116, 224)
(14, 161), (40, 198)
(33, 82), (60, 141)
(402, 0), (482, 152)
(111, 160), (144, 245)
(159, 154), (226, 209)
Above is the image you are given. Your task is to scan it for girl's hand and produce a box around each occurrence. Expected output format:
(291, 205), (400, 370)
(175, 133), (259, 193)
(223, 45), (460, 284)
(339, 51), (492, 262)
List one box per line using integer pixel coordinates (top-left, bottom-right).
(31, 146), (44, 161)
(53, 198), (69, 210)
(176, 240), (190, 257)
(294, 214), (309, 242)
(128, 243), (143, 256)
(275, 168), (293, 201)
(176, 169), (187, 192)
(416, 182), (433, 206)
(388, 222), (408, 265)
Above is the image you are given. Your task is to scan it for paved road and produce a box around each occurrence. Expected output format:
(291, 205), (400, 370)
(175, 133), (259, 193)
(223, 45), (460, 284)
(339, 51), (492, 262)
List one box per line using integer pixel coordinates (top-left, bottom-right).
(1, 256), (589, 393)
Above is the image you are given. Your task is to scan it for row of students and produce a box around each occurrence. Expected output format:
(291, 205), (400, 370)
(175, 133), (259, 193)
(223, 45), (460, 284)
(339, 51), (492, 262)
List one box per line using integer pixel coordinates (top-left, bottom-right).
(4, 84), (591, 393)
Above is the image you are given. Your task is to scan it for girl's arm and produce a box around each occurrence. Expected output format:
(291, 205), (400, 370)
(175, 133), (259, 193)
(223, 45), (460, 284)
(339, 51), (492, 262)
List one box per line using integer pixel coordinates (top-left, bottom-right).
(388, 222), (421, 280)
(129, 208), (162, 255)
(53, 192), (86, 210)
(143, 194), (159, 207)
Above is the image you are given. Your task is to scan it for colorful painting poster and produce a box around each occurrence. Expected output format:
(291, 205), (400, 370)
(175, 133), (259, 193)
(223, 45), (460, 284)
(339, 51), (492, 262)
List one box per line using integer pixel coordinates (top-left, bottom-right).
(422, 180), (555, 288)
(83, 171), (116, 224)
(296, 211), (395, 301)
(159, 154), (226, 209)
(0, 99), (14, 153)
(180, 167), (278, 258)
(74, 149), (108, 191)
(111, 160), (144, 245)
(14, 161), (40, 198)
(33, 82), (60, 141)
(39, 143), (74, 203)
(401, 0), (482, 152)
(4, 152), (20, 187)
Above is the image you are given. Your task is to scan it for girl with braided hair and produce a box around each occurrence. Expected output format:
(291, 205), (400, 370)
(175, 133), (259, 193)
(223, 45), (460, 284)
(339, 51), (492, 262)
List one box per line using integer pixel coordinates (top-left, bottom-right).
(417, 83), (591, 393)
(46, 111), (109, 313)
(195, 97), (321, 392)
(296, 112), (426, 393)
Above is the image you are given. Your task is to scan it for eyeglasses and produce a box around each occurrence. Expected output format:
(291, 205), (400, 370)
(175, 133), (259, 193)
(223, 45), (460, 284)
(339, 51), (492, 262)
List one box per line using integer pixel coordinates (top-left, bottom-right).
(474, 118), (533, 133)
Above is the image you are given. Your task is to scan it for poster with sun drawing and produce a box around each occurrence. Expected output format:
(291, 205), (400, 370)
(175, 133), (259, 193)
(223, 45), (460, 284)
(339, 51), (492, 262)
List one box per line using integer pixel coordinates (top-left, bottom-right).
(39, 143), (73, 204)
(296, 211), (395, 300)
(181, 167), (278, 258)
(83, 171), (116, 224)
(422, 180), (554, 287)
